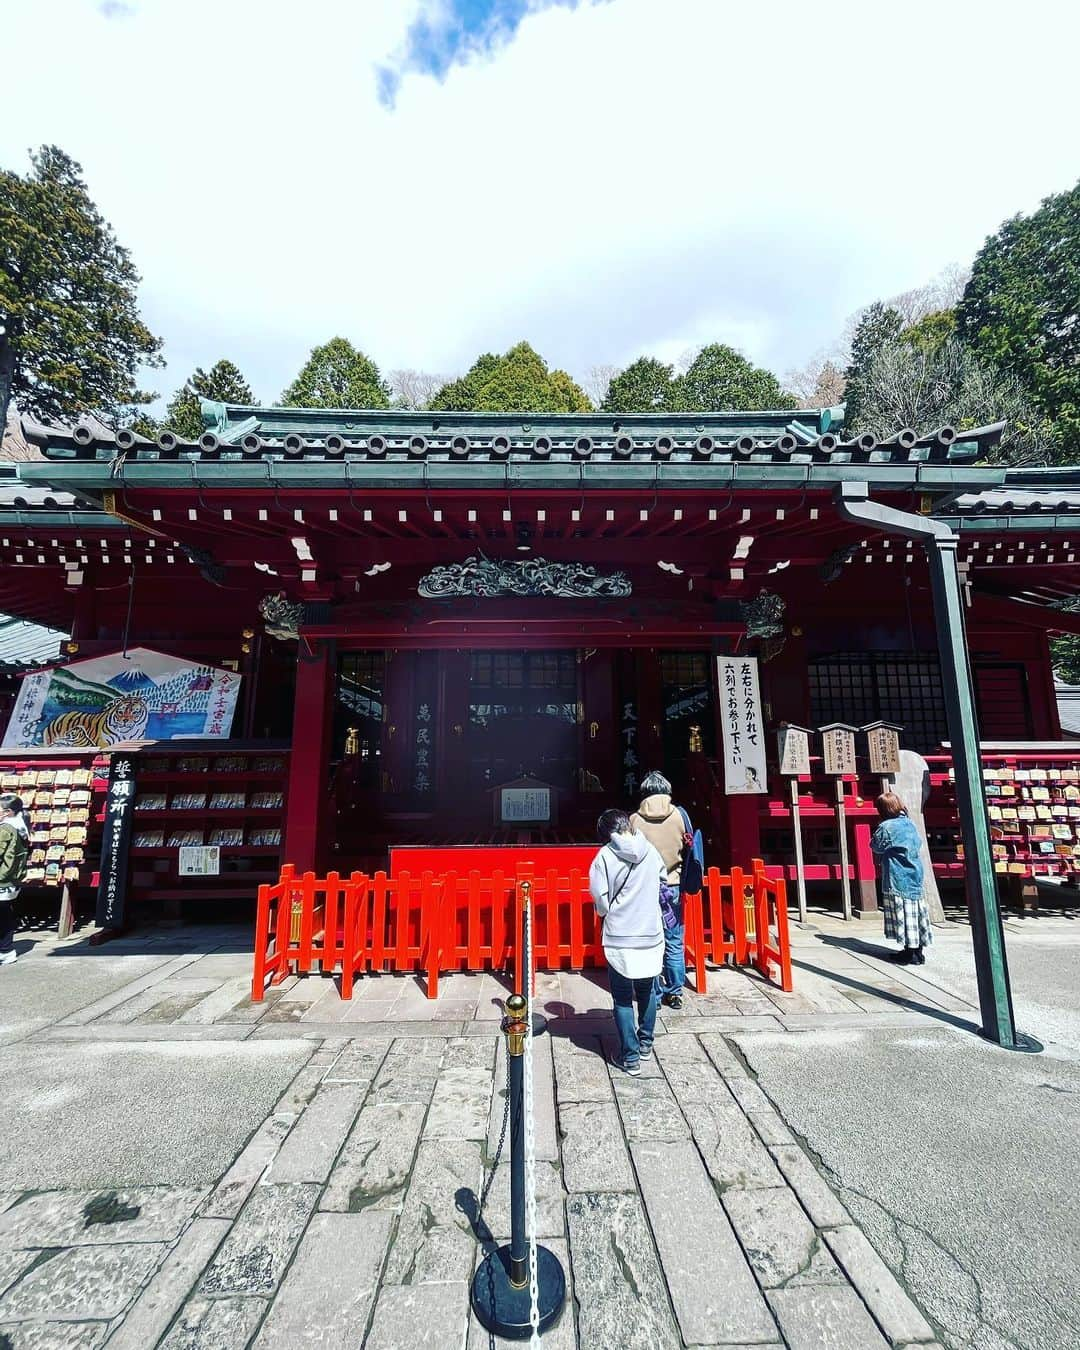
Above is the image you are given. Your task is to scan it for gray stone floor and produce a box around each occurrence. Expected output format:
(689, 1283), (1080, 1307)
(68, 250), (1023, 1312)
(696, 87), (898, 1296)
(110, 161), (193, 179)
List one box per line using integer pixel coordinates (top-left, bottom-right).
(0, 910), (1044, 1348)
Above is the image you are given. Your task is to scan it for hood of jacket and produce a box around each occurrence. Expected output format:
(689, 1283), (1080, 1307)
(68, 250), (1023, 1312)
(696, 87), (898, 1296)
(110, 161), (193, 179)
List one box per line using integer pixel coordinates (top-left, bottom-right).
(606, 830), (651, 866)
(637, 793), (675, 824)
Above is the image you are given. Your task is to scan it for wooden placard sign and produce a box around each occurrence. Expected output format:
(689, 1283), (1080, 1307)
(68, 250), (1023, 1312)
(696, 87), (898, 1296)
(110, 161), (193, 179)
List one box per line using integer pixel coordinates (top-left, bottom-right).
(863, 721), (902, 776)
(777, 724), (812, 776)
(820, 723), (858, 776)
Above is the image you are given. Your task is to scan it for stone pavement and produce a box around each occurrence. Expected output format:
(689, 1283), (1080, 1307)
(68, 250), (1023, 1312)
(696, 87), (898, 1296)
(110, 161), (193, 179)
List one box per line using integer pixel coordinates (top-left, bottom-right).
(0, 914), (990, 1348)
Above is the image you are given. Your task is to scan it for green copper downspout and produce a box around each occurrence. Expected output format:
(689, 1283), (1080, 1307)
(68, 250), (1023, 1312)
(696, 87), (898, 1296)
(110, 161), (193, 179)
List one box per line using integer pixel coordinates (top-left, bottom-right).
(835, 483), (1034, 1051)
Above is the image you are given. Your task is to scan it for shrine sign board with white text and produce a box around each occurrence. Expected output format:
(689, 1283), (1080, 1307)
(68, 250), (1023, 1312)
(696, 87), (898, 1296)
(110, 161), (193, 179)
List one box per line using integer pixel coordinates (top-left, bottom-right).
(718, 656), (768, 794)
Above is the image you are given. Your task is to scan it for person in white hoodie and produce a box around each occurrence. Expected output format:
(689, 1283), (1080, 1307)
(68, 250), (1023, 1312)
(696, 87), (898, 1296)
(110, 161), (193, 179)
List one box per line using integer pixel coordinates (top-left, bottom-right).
(589, 809), (664, 1076)
(0, 794), (29, 966)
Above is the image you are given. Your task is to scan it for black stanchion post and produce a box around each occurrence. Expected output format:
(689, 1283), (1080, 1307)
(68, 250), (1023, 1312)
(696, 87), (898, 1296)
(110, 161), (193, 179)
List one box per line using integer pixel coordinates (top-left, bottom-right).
(471, 993), (566, 1340)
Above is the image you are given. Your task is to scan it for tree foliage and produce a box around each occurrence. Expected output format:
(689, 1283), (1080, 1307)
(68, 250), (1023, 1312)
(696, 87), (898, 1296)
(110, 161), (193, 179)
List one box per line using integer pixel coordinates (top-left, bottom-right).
(164, 359), (254, 439)
(784, 355), (846, 408)
(281, 337), (391, 409)
(1051, 606), (1080, 686)
(842, 302), (904, 428)
(847, 335), (1058, 465)
(429, 342), (591, 412)
(679, 343), (795, 412)
(601, 356), (680, 412)
(0, 145), (162, 426)
(958, 181), (1080, 455)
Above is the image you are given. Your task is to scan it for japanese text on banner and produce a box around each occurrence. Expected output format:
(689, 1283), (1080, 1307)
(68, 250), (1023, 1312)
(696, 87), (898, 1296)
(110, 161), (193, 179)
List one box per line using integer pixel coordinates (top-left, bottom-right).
(717, 656), (767, 794)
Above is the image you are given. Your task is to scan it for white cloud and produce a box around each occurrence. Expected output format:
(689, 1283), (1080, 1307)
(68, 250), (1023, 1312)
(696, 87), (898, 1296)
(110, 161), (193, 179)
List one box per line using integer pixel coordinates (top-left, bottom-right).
(3, 0), (1079, 406)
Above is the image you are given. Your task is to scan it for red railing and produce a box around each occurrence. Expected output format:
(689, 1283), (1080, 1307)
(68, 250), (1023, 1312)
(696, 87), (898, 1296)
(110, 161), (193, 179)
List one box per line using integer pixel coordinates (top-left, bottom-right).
(252, 857), (794, 1002)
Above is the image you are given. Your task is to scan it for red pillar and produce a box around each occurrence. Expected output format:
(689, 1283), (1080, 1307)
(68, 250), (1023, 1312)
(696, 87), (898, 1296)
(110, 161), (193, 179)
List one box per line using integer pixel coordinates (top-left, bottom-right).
(284, 641), (334, 873)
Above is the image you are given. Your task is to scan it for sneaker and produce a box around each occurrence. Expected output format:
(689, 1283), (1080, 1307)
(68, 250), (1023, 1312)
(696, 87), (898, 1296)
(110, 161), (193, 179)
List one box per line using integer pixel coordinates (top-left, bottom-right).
(661, 993), (684, 1010)
(0, 951), (16, 966)
(610, 1054), (641, 1077)
(639, 1044), (654, 1059)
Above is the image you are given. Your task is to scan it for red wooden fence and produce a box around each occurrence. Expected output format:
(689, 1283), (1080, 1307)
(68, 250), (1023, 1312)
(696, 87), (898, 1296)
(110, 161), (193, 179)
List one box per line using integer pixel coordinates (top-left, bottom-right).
(251, 857), (793, 1001)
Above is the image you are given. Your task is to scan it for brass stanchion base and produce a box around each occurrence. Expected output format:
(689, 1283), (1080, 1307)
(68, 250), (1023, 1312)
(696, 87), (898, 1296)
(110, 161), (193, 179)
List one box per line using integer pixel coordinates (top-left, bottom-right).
(471, 1243), (566, 1340)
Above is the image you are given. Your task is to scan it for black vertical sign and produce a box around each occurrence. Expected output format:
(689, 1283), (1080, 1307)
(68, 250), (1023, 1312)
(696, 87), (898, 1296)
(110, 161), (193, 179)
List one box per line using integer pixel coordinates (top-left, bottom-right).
(96, 755), (137, 929)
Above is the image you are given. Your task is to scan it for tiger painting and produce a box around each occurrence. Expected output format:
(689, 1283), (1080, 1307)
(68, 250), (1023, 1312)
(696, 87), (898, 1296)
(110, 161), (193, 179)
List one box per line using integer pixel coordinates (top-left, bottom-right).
(41, 695), (150, 748)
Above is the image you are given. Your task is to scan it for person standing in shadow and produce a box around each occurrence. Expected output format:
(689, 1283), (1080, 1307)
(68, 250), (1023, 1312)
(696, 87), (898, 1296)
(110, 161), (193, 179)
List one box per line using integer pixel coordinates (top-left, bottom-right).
(588, 809), (664, 1077)
(631, 771), (691, 1010)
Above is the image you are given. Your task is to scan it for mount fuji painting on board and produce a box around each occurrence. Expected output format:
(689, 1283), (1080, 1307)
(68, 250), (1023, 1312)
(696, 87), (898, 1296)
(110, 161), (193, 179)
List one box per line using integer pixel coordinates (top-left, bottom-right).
(2, 647), (242, 748)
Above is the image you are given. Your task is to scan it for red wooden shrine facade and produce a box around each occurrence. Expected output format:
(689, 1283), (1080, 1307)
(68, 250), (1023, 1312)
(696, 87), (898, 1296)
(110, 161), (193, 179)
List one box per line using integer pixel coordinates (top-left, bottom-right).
(3, 404), (1079, 916)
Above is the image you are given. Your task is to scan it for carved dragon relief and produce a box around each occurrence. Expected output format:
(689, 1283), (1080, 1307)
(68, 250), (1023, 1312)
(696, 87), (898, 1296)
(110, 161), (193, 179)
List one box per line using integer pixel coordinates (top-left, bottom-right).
(417, 555), (632, 600)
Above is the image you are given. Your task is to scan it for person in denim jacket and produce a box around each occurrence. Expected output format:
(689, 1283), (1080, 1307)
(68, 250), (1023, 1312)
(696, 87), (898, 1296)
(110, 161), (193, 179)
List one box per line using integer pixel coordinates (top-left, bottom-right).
(871, 791), (932, 966)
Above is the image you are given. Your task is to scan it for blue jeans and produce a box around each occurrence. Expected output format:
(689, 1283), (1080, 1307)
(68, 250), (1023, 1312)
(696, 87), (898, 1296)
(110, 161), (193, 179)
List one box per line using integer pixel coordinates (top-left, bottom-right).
(607, 966), (657, 1066)
(658, 923), (686, 1000)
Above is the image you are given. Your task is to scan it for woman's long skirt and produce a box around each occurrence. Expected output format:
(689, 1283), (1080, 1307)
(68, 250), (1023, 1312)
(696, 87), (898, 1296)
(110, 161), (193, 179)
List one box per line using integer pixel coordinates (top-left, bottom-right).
(882, 891), (933, 948)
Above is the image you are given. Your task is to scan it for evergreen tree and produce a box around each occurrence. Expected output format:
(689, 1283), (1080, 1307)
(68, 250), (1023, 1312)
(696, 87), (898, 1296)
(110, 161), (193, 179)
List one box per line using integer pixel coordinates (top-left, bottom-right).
(678, 344), (795, 412)
(843, 303), (904, 429)
(281, 337), (391, 409)
(958, 180), (1080, 456)
(164, 359), (255, 439)
(0, 145), (162, 426)
(429, 342), (590, 412)
(601, 357), (680, 413)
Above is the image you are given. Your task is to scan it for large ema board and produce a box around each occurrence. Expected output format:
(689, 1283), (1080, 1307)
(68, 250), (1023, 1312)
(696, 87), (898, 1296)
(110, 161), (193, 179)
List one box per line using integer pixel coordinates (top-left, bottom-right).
(3, 647), (241, 749)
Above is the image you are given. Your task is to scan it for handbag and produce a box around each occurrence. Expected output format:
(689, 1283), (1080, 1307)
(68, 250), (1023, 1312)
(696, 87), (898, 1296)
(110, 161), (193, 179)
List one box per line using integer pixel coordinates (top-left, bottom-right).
(677, 806), (705, 894)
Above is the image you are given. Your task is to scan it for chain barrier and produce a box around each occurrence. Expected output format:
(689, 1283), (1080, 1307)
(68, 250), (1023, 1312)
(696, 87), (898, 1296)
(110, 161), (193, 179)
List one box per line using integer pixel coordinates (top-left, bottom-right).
(523, 889), (541, 1347)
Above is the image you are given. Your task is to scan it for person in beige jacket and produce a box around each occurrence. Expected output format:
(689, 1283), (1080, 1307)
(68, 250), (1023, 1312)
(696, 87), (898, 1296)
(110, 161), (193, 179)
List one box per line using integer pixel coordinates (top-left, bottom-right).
(630, 770), (690, 1009)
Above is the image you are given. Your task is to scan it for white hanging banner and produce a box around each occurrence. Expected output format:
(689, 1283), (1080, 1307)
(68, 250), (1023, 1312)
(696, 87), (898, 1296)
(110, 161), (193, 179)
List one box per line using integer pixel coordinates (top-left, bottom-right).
(717, 656), (768, 794)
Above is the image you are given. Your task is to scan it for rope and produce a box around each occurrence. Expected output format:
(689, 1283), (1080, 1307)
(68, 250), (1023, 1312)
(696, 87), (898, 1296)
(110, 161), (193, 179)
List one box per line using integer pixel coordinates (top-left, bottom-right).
(523, 892), (540, 1346)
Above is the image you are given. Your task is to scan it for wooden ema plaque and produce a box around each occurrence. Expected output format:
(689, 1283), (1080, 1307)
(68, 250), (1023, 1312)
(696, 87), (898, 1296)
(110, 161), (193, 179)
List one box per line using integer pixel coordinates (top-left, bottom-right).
(819, 723), (858, 776)
(863, 721), (902, 776)
(777, 724), (812, 776)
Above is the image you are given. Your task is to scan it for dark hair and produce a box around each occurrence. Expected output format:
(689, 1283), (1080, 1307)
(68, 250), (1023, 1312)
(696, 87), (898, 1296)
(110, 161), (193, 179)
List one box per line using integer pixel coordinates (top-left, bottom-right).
(0, 794), (23, 815)
(596, 808), (631, 843)
(639, 770), (671, 796)
(875, 791), (907, 819)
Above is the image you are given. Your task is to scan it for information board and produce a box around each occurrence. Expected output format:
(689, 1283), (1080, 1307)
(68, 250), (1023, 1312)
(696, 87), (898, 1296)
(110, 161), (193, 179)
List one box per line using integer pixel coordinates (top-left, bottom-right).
(500, 787), (551, 823)
(179, 845), (221, 876)
(820, 724), (858, 776)
(96, 756), (136, 929)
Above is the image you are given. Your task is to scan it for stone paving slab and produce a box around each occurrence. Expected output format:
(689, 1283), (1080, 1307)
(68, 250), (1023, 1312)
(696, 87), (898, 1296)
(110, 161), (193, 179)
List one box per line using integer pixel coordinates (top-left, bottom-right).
(0, 1321), (109, 1349)
(558, 1101), (635, 1192)
(632, 1139), (779, 1345)
(252, 1210), (392, 1348)
(266, 1082), (366, 1182)
(0, 1188), (206, 1250)
(158, 1295), (267, 1349)
(365, 1281), (469, 1350)
(722, 1186), (844, 1290)
(381, 1140), (483, 1286)
(0, 1251), (37, 1300)
(681, 1096), (785, 1190)
(566, 1191), (681, 1350)
(767, 1284), (891, 1349)
(768, 1146), (851, 1229)
(203, 1114), (295, 1220)
(0, 1243), (167, 1322)
(424, 1066), (493, 1141)
(104, 1216), (230, 1350)
(199, 1182), (319, 1298)
(823, 1223), (937, 1345)
(320, 1101), (426, 1213)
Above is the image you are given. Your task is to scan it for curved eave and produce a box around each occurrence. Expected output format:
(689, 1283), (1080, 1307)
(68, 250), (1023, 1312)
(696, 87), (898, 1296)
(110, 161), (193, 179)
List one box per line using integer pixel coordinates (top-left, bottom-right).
(15, 459), (1010, 494)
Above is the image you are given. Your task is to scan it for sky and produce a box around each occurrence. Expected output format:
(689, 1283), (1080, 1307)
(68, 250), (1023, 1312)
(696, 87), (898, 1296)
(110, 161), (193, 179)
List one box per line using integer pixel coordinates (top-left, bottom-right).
(3, 0), (1080, 408)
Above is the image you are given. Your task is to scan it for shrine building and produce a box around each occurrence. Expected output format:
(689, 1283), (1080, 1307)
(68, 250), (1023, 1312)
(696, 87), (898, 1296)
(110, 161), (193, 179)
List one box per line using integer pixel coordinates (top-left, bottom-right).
(2, 400), (1079, 926)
